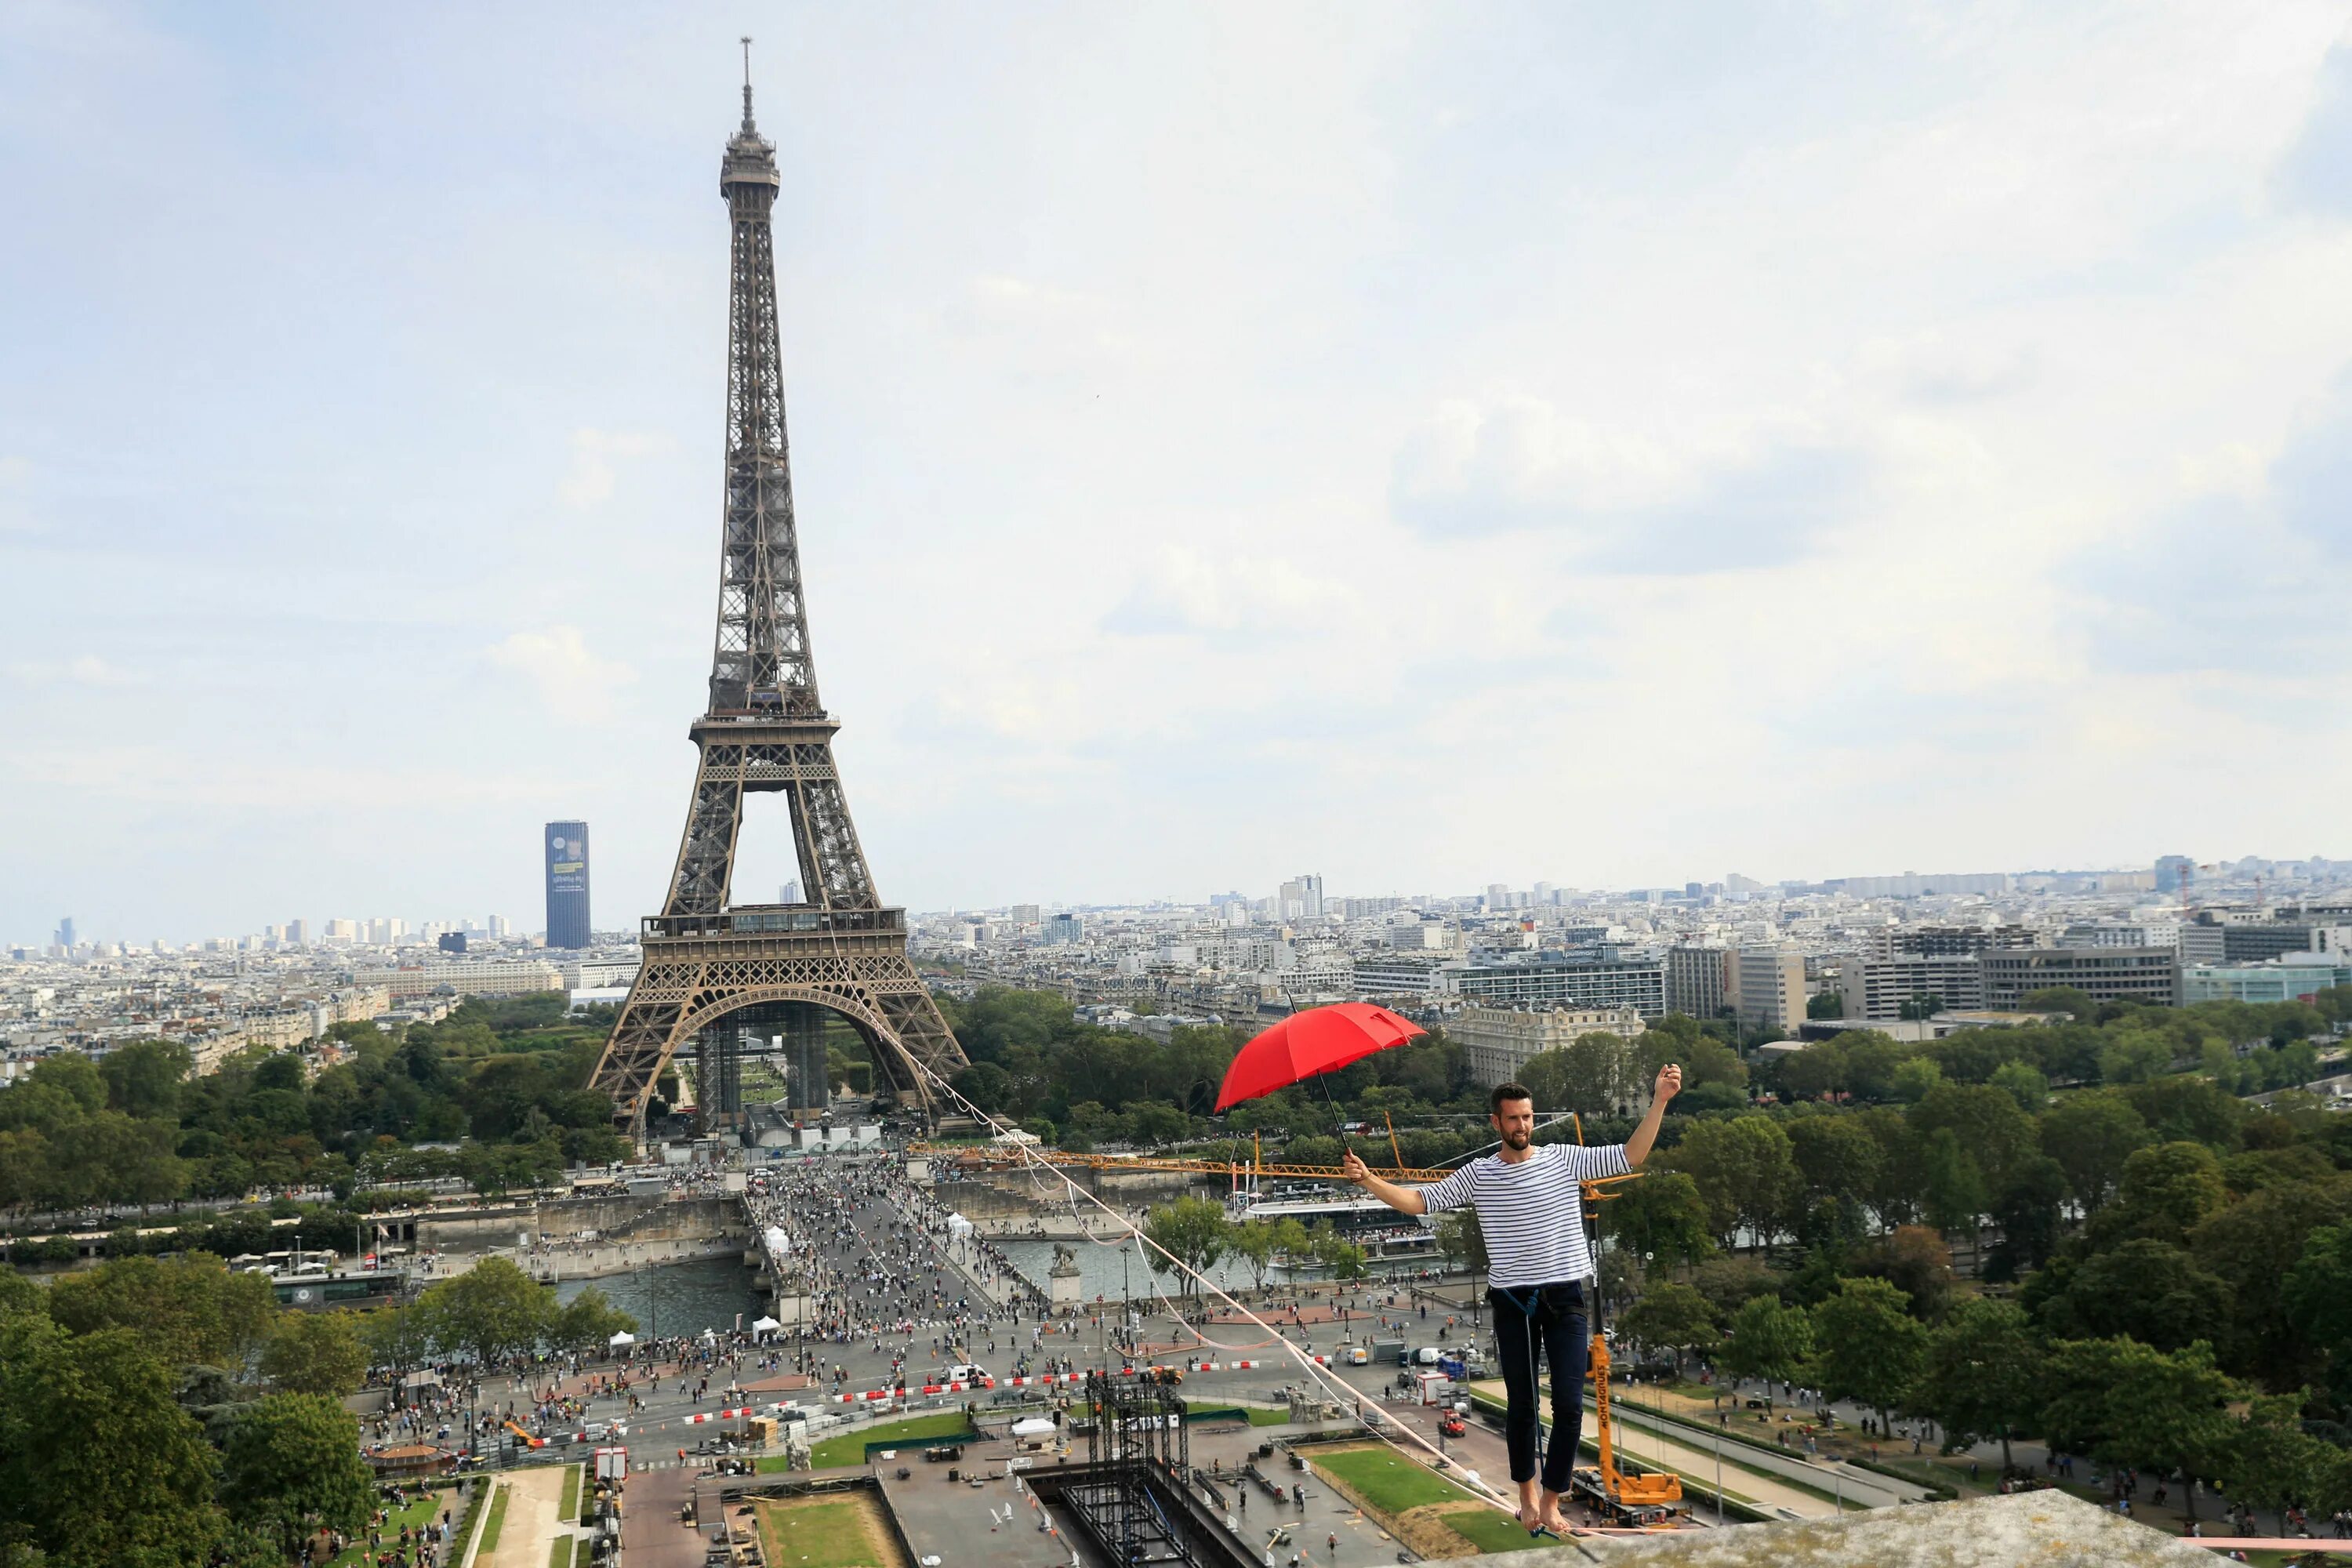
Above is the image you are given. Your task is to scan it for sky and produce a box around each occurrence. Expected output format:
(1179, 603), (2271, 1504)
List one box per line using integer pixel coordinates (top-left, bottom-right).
(3, 2), (2351, 946)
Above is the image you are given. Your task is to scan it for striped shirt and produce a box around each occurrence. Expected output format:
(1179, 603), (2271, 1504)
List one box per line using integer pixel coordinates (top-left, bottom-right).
(1416, 1142), (1632, 1290)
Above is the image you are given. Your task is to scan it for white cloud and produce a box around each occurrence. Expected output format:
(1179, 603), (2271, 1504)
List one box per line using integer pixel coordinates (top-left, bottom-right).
(485, 626), (635, 706)
(1106, 546), (1359, 637)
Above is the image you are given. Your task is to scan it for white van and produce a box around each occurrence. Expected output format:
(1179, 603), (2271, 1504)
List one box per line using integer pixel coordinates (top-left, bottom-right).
(944, 1364), (990, 1385)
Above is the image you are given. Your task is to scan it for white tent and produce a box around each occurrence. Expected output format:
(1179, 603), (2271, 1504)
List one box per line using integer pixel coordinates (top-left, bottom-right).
(763, 1227), (792, 1255)
(608, 1331), (636, 1346)
(946, 1213), (975, 1236)
(751, 1316), (782, 1333)
(1010, 1417), (1056, 1437)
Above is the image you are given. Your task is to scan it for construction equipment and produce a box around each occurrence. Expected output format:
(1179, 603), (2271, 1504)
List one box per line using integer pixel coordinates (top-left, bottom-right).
(1567, 1115), (1683, 1522)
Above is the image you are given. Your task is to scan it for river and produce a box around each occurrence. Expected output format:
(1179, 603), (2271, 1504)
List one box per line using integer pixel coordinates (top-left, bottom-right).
(552, 1255), (761, 1339)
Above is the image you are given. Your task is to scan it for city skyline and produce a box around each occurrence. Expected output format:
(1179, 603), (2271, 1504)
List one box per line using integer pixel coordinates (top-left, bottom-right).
(5, 9), (2352, 948)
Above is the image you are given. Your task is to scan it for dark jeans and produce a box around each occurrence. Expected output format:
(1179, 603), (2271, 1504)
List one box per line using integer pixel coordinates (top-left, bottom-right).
(1488, 1282), (1588, 1495)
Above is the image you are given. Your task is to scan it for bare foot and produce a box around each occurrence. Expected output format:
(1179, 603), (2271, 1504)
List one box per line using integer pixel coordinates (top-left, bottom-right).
(1539, 1501), (1573, 1535)
(1517, 1500), (1543, 1533)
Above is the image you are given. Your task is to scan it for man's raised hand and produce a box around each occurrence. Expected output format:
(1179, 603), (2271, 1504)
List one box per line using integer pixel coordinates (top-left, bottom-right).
(1655, 1063), (1683, 1102)
(1341, 1149), (1370, 1184)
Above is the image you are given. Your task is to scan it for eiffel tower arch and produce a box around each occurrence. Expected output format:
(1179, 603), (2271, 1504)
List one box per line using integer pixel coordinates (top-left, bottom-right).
(590, 59), (969, 1137)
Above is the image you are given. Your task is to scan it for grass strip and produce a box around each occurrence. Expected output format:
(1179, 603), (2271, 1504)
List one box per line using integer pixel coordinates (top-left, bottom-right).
(557, 1465), (581, 1523)
(478, 1484), (510, 1555)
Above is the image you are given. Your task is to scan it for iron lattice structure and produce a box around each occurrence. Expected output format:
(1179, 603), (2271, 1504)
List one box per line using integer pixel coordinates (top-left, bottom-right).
(1069, 1372), (1196, 1568)
(590, 68), (968, 1134)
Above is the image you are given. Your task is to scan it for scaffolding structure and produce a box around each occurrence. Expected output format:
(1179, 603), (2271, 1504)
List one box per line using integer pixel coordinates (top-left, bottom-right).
(1066, 1371), (1195, 1567)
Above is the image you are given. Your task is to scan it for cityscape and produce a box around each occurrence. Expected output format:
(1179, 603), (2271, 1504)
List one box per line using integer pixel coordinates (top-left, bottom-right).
(5, 10), (2352, 1568)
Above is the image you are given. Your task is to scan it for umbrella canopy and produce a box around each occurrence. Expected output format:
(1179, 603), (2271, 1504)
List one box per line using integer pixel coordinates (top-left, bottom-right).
(1213, 1002), (1428, 1112)
(608, 1331), (635, 1346)
(1010, 1417), (1057, 1437)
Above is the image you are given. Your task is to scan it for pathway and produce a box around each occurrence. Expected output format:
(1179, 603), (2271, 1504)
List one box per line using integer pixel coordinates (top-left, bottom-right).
(479, 1465), (571, 1568)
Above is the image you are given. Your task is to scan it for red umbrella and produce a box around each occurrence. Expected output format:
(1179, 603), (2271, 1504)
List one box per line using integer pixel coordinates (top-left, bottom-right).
(1213, 1003), (1428, 1113)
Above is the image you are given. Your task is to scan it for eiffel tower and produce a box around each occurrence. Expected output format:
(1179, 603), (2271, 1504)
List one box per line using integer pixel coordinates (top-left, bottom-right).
(590, 53), (969, 1136)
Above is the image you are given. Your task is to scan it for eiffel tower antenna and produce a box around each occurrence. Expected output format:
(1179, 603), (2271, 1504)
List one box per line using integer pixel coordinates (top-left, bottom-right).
(590, 72), (971, 1142)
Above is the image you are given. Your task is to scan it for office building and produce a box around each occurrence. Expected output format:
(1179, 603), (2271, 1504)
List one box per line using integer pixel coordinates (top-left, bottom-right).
(1733, 946), (1807, 1036)
(285, 920), (309, 946)
(1279, 875), (1325, 920)
(1842, 953), (1989, 1020)
(1454, 953), (1666, 1017)
(2155, 855), (2194, 894)
(2180, 956), (2352, 1006)
(54, 917), (75, 949)
(1979, 947), (2178, 1009)
(1666, 944), (1732, 1020)
(1453, 1004), (1647, 1089)
(2177, 913), (2352, 966)
(1043, 913), (1084, 945)
(357, 960), (564, 1000)
(545, 820), (591, 949)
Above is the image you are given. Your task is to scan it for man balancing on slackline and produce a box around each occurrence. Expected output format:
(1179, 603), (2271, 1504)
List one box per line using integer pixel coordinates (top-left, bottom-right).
(1344, 1063), (1682, 1537)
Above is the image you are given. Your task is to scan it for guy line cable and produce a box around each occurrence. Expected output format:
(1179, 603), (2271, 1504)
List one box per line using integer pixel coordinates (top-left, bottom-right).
(897, 1054), (1531, 1522)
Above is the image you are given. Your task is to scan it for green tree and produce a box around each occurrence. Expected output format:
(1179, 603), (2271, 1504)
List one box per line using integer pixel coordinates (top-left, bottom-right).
(2216, 1391), (2335, 1518)
(219, 1394), (376, 1560)
(1309, 1227), (1367, 1282)
(2042, 1239), (2233, 1353)
(0, 1315), (226, 1568)
(45, 1254), (278, 1370)
(2020, 986), (2096, 1020)
(2040, 1337), (2238, 1520)
(1806, 992), (1844, 1020)
(1664, 1116), (1800, 1250)
(97, 1040), (191, 1122)
(1785, 1116), (1885, 1212)
(1433, 1208), (1488, 1279)
(1985, 1155), (2068, 1282)
(355, 1302), (437, 1382)
(258, 1312), (368, 1397)
(2039, 1093), (2149, 1214)
(1617, 1283), (1715, 1373)
(1141, 1197), (1230, 1300)
(2285, 1220), (2352, 1389)
(1848, 1227), (1956, 1322)
(1920, 1298), (2043, 1472)
(417, 1257), (550, 1367)
(1229, 1222), (1278, 1292)
(1600, 1169), (1714, 1269)
(1918, 1128), (1991, 1240)
(1988, 1060), (2049, 1114)
(1810, 1276), (1928, 1431)
(1717, 1296), (1813, 1410)
(548, 1287), (637, 1356)
(1520, 1031), (1636, 1115)
(2194, 1180), (2350, 1385)
(2111, 1141), (2229, 1243)
(1890, 1057), (1944, 1102)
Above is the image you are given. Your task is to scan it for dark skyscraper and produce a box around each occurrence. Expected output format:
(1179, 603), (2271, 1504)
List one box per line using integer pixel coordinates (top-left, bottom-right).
(546, 821), (591, 949)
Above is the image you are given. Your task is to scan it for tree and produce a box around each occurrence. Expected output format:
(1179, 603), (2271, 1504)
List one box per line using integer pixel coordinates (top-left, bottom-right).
(1848, 1227), (1957, 1322)
(417, 1257), (550, 1368)
(1601, 1170), (1713, 1269)
(1664, 1116), (1800, 1250)
(2040, 1337), (2238, 1519)
(1309, 1227), (1367, 1282)
(1920, 1298), (2043, 1472)
(1985, 1155), (2067, 1282)
(2041, 1239), (2233, 1353)
(2020, 986), (2095, 1020)
(2040, 1093), (2149, 1214)
(1806, 992), (1844, 1020)
(2216, 1391), (2336, 1518)
(1811, 1277), (1928, 1432)
(1988, 1060), (2049, 1114)
(2193, 1180), (2349, 1386)
(548, 1287), (637, 1356)
(258, 1312), (367, 1397)
(219, 1394), (376, 1560)
(1786, 1116), (1884, 1212)
(1907, 1083), (2037, 1192)
(1890, 1057), (1944, 1102)
(2112, 1141), (2229, 1243)
(1141, 1197), (1230, 1300)
(1617, 1283), (1715, 1373)
(45, 1254), (278, 1370)
(356, 1302), (436, 1383)
(1520, 1033), (1634, 1116)
(2285, 1221), (2352, 1368)
(1229, 1223), (1278, 1292)
(0, 1315), (226, 1568)
(1433, 1208), (1488, 1279)
(1918, 1128), (1991, 1241)
(1717, 1296), (1813, 1409)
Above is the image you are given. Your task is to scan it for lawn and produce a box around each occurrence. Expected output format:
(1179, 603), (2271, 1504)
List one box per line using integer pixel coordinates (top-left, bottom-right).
(754, 1499), (894, 1568)
(557, 1465), (581, 1523)
(477, 1483), (510, 1553)
(545, 1541), (570, 1568)
(1312, 1446), (1475, 1515)
(1442, 1508), (1541, 1555)
(325, 1490), (452, 1568)
(770, 1411), (974, 1471)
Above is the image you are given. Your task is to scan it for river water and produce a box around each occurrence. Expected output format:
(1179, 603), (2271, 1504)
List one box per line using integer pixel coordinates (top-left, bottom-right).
(552, 1256), (761, 1340)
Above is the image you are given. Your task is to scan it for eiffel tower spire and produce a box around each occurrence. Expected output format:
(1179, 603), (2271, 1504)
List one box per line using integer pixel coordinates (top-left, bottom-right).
(590, 68), (970, 1137)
